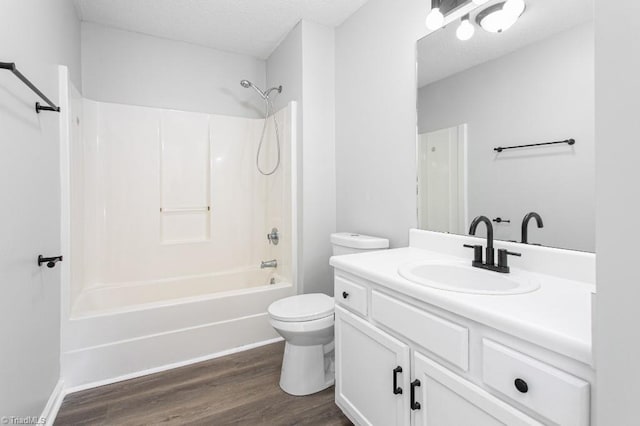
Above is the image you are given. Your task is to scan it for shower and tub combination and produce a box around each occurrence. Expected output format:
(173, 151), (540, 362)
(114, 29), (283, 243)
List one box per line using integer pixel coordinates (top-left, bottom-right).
(59, 72), (297, 389)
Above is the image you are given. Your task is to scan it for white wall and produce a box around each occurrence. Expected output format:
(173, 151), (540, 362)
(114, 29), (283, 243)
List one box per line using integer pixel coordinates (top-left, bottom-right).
(267, 21), (336, 295)
(335, 0), (426, 248)
(81, 22), (266, 118)
(418, 23), (595, 252)
(267, 23), (304, 114)
(0, 0), (81, 417)
(300, 21), (336, 295)
(594, 0), (640, 423)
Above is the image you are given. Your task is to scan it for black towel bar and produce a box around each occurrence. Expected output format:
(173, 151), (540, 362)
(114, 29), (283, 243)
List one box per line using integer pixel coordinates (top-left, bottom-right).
(494, 139), (575, 153)
(0, 61), (61, 113)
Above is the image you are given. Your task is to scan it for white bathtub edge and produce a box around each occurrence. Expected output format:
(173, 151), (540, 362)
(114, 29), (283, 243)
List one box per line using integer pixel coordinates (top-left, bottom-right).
(63, 336), (283, 396)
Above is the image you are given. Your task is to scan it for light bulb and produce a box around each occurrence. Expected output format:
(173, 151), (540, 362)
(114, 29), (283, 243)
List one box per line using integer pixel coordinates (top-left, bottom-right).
(425, 7), (445, 30)
(472, 0), (489, 4)
(504, 0), (525, 17)
(456, 18), (475, 41)
(480, 9), (519, 32)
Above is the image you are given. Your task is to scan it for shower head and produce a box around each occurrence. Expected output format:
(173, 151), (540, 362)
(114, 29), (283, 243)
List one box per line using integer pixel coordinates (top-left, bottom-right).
(240, 79), (282, 100)
(240, 79), (266, 99)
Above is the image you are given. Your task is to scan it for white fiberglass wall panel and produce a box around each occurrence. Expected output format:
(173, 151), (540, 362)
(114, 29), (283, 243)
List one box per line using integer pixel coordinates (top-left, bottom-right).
(69, 83), (85, 305)
(264, 106), (293, 282)
(75, 100), (292, 293)
(92, 101), (160, 284)
(160, 110), (212, 243)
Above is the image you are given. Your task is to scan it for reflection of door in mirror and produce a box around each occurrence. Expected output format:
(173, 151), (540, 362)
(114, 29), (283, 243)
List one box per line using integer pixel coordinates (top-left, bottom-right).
(417, 124), (467, 234)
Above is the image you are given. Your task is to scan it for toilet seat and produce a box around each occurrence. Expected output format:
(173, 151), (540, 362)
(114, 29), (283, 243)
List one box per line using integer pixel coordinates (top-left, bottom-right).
(268, 293), (334, 322)
(269, 314), (334, 333)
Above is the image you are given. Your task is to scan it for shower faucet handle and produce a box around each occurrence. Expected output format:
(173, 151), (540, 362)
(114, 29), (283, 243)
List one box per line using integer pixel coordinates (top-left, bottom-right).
(267, 228), (279, 245)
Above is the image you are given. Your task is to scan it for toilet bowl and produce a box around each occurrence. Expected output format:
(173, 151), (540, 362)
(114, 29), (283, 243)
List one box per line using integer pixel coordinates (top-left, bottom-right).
(268, 232), (389, 396)
(268, 293), (335, 396)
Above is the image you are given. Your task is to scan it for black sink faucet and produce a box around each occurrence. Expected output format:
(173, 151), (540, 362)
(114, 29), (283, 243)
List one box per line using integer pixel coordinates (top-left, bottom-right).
(469, 216), (495, 265)
(521, 212), (544, 244)
(465, 215), (521, 273)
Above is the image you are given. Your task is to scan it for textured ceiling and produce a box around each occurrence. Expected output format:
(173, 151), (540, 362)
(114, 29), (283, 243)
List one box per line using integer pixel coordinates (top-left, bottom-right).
(74, 0), (369, 59)
(418, 0), (593, 87)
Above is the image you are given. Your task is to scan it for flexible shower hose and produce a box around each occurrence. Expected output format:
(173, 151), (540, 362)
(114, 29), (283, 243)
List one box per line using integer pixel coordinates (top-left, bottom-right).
(256, 97), (281, 176)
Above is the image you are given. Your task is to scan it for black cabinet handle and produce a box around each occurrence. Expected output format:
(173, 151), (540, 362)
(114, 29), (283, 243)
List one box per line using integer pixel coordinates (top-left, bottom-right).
(392, 366), (403, 395)
(342, 291), (349, 299)
(410, 379), (421, 410)
(514, 378), (528, 393)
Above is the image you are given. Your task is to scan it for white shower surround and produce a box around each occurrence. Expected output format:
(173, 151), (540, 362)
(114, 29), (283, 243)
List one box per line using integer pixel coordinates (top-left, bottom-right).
(73, 99), (294, 297)
(59, 74), (297, 388)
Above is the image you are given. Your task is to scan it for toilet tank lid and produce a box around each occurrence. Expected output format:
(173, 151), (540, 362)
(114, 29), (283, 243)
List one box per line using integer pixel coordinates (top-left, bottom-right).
(331, 232), (389, 250)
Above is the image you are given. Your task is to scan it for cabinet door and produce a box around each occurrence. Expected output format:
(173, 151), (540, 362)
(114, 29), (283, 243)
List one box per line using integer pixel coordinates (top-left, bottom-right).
(412, 352), (542, 426)
(335, 305), (411, 426)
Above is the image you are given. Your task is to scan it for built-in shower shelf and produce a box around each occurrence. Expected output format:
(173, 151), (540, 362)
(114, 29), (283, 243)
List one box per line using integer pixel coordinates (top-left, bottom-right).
(159, 111), (212, 244)
(160, 206), (211, 213)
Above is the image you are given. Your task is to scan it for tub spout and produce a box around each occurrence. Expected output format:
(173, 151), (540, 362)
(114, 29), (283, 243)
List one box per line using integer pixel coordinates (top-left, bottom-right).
(261, 259), (277, 269)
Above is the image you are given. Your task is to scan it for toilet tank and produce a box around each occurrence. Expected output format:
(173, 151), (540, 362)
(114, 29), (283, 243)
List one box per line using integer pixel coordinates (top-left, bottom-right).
(330, 232), (389, 256)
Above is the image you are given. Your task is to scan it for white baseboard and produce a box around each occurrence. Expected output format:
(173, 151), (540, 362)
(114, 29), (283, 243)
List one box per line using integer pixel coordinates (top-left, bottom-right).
(64, 336), (283, 395)
(41, 379), (65, 426)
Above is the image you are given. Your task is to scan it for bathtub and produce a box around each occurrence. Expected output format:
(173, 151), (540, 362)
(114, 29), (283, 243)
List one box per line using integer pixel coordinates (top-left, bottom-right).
(62, 267), (295, 390)
(71, 267), (287, 317)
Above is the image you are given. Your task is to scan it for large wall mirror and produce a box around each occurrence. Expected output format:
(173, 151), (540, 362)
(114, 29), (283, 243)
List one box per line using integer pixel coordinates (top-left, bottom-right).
(416, 0), (594, 252)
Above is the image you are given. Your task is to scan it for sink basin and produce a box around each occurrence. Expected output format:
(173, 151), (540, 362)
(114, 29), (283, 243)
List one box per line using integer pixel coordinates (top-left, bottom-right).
(397, 260), (540, 295)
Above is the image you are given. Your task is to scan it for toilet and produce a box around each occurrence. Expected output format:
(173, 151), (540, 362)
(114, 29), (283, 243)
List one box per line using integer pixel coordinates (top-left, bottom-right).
(268, 232), (389, 396)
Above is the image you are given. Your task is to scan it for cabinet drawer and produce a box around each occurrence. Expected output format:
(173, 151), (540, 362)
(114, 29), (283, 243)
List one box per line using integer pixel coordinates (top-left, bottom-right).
(482, 339), (590, 426)
(335, 276), (368, 316)
(371, 291), (468, 371)
(414, 351), (543, 426)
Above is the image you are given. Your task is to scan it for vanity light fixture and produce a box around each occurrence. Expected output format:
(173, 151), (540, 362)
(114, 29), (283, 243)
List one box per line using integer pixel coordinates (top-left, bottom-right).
(456, 14), (475, 40)
(476, 0), (526, 33)
(504, 0), (526, 16)
(425, 0), (445, 30)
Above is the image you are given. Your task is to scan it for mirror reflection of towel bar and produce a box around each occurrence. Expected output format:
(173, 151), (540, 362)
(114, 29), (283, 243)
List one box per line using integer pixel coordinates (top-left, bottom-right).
(494, 138), (575, 153)
(492, 217), (510, 224)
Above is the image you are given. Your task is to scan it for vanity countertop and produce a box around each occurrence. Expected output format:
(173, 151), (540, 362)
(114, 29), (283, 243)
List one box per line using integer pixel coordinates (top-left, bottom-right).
(330, 246), (594, 366)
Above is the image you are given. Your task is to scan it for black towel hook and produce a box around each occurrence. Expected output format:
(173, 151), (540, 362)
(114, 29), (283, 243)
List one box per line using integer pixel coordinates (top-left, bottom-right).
(38, 255), (63, 268)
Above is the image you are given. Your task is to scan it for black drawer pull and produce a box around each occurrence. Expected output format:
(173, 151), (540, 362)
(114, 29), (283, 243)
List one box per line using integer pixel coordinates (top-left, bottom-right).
(342, 291), (349, 299)
(410, 379), (421, 410)
(392, 366), (403, 395)
(514, 378), (528, 393)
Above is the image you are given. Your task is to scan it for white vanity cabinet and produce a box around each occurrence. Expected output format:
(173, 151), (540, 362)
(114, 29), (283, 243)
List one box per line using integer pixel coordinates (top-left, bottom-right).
(335, 306), (411, 426)
(333, 272), (592, 426)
